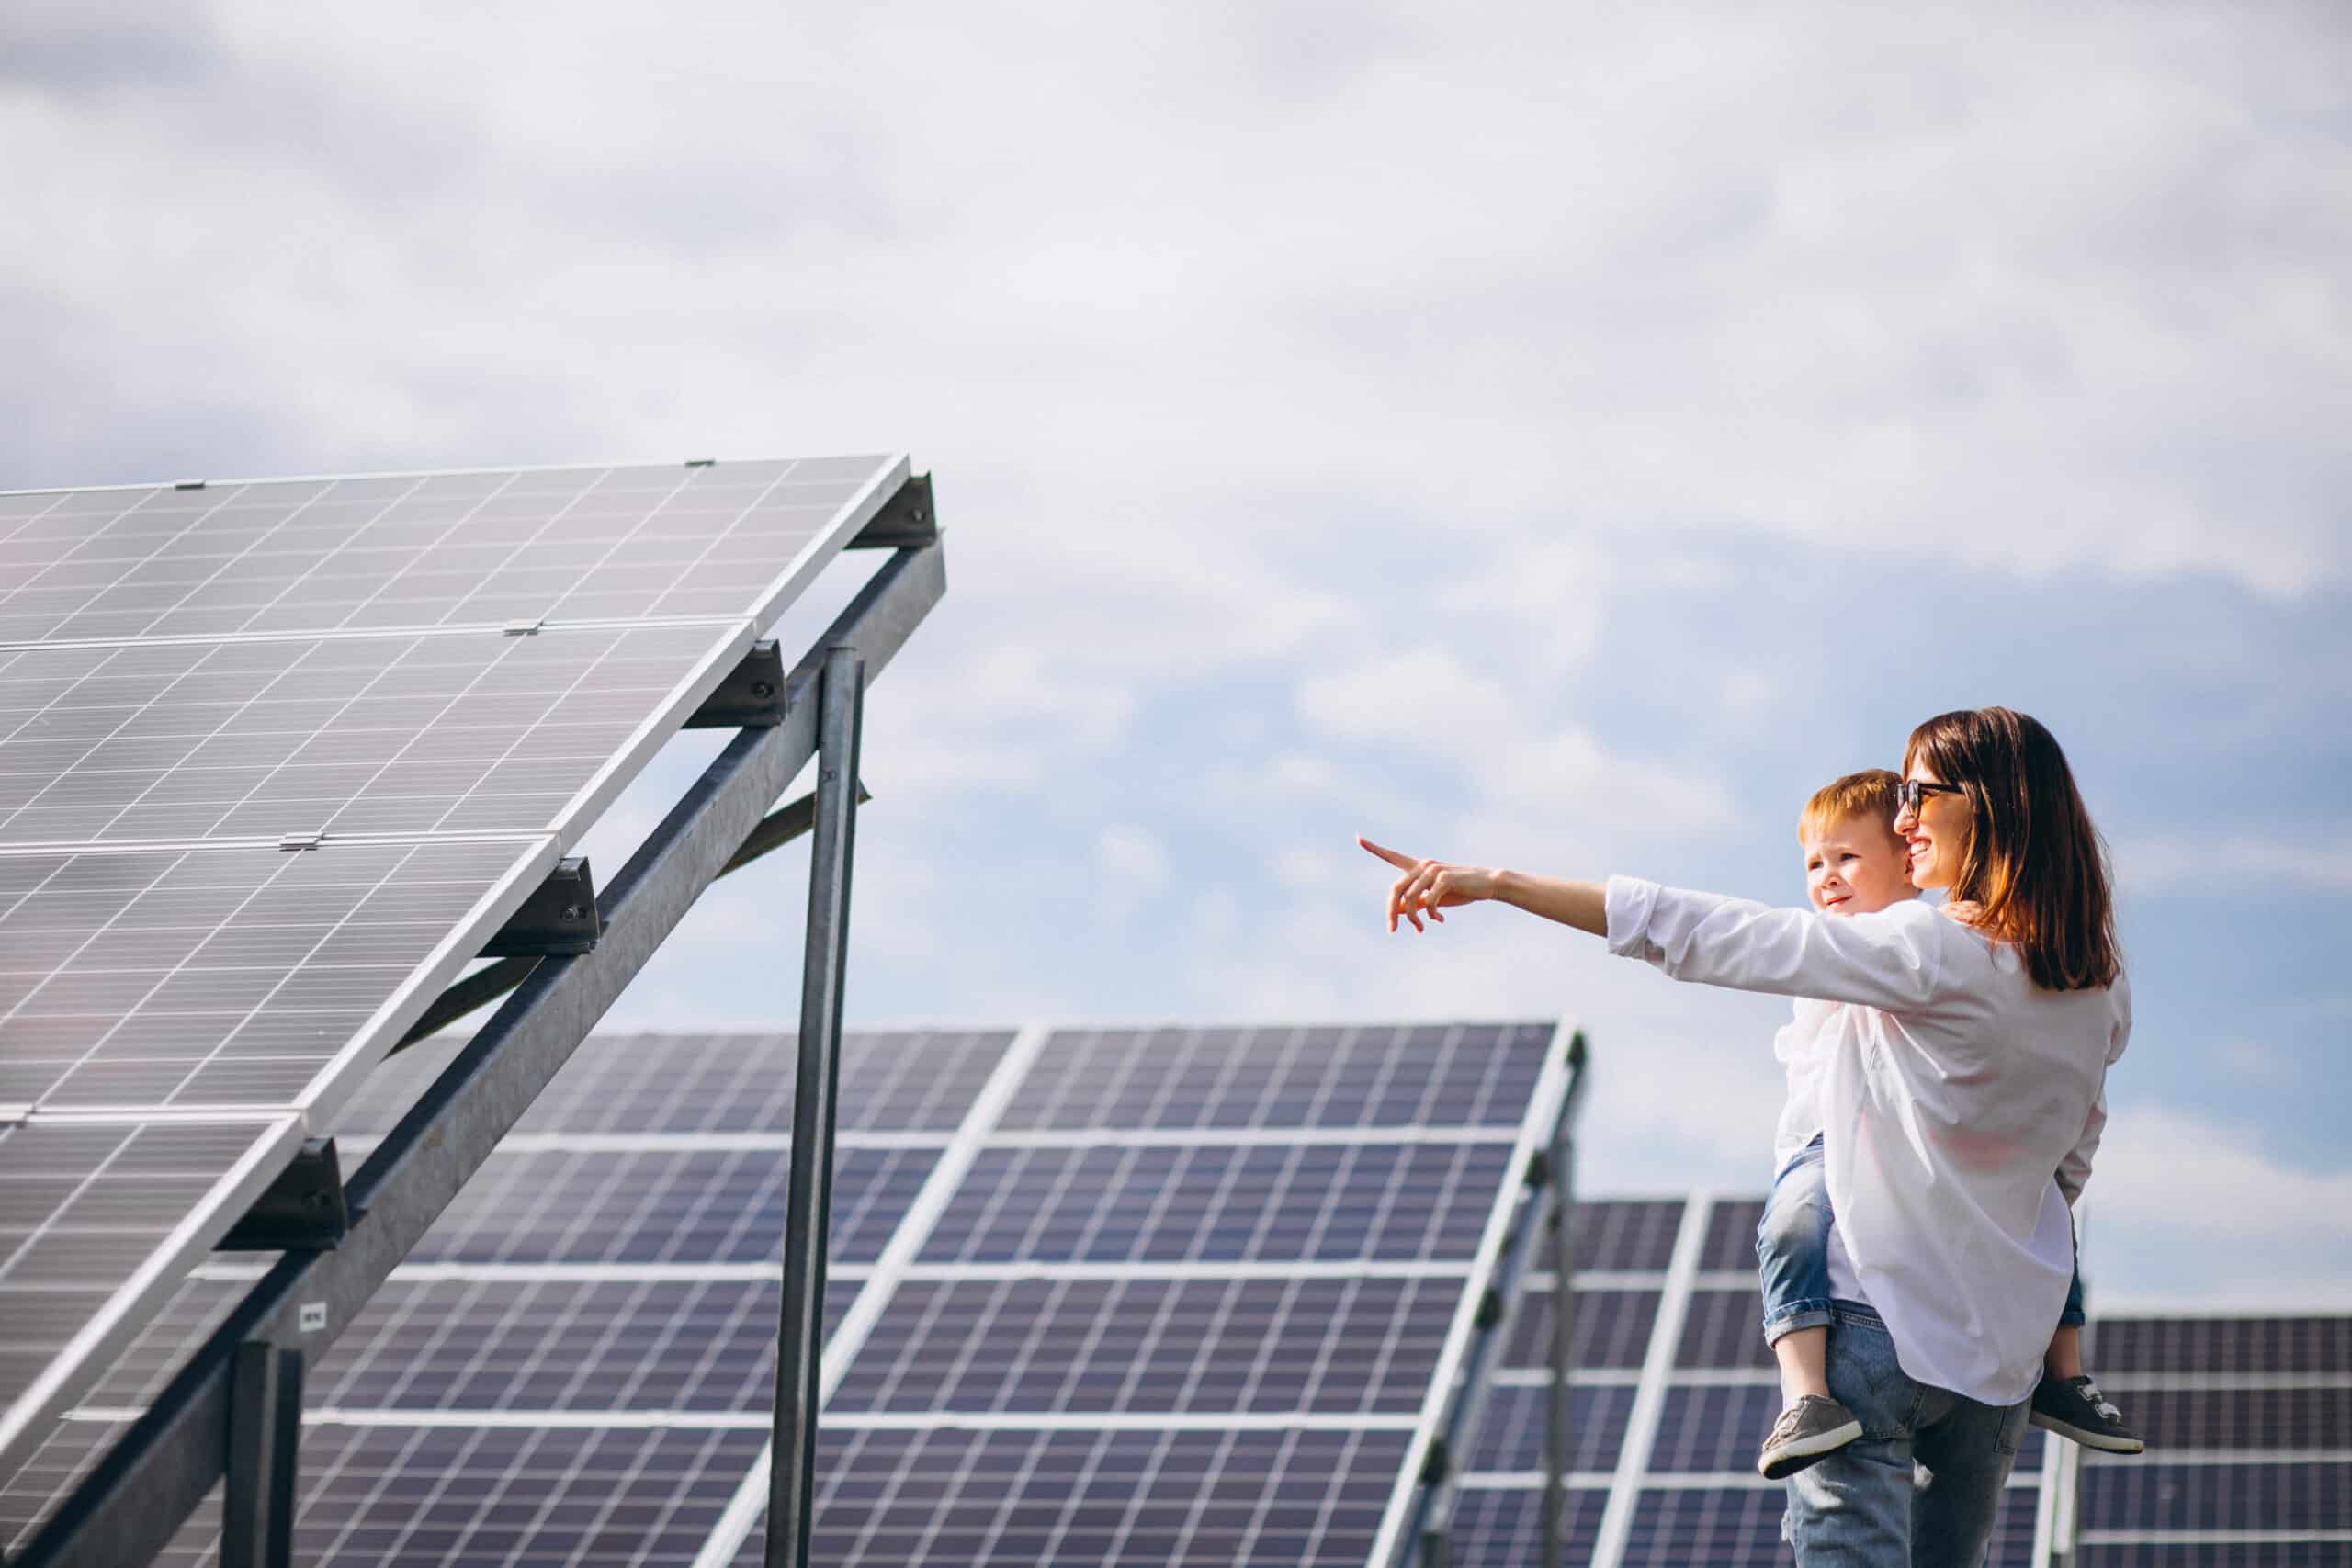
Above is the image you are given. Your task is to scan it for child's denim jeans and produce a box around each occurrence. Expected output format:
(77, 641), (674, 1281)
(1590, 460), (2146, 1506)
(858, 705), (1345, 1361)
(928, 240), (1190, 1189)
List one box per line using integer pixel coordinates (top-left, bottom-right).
(1758, 1134), (2089, 1345)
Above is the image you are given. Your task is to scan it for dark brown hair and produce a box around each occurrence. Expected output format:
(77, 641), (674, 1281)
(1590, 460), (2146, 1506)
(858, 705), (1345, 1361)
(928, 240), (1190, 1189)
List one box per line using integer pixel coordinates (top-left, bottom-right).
(1798, 768), (1905, 846)
(1904, 707), (2120, 992)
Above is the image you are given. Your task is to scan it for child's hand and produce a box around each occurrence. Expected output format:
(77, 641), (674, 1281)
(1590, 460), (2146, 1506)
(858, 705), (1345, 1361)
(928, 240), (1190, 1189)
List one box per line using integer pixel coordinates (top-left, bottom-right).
(1358, 836), (1498, 932)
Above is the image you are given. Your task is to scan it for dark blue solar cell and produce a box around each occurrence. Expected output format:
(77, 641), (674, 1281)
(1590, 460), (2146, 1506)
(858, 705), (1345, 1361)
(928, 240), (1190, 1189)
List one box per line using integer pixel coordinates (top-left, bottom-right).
(998, 1022), (1554, 1132)
(1547, 1199), (1688, 1274)
(403, 1145), (934, 1267)
(2076, 1545), (2352, 1568)
(1620, 1483), (2040, 1566)
(309, 1276), (856, 1414)
(163, 1424), (767, 1567)
(1442, 1485), (1607, 1567)
(1502, 1287), (1660, 1371)
(1701, 1198), (1767, 1270)
(739, 1426), (1415, 1567)
(2083, 1460), (2352, 1533)
(2093, 1316), (2352, 1377)
(1674, 1288), (1776, 1370)
(2115, 1384), (2352, 1450)
(922, 1142), (1514, 1266)
(834, 1276), (1463, 1416)
(1466, 1382), (1636, 1472)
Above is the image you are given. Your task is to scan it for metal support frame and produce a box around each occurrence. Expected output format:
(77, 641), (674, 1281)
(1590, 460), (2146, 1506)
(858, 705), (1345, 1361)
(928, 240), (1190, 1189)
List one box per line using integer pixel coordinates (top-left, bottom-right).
(764, 648), (863, 1568)
(1544, 1114), (1577, 1568)
(1405, 1031), (1589, 1568)
(219, 1345), (300, 1568)
(11, 536), (944, 1568)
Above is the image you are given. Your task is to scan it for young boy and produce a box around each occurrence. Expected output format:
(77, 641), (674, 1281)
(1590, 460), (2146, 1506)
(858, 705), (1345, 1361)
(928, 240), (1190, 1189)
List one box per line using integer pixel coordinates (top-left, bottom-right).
(1754, 769), (2145, 1480)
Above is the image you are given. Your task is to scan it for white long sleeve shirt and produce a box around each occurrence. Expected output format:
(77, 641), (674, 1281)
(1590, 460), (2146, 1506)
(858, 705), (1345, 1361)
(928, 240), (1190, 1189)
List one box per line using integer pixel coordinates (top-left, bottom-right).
(1771, 995), (1839, 1169)
(1607, 876), (2131, 1405)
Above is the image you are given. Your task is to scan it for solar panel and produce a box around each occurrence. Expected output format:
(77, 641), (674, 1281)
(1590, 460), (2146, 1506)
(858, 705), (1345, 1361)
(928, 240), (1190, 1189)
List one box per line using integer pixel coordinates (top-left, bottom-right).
(1, 1020), (1579, 1566)
(0, 453), (910, 1491)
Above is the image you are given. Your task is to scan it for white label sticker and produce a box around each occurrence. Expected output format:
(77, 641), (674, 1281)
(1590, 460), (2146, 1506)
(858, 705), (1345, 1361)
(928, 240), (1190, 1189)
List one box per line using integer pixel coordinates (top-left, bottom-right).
(298, 1302), (328, 1334)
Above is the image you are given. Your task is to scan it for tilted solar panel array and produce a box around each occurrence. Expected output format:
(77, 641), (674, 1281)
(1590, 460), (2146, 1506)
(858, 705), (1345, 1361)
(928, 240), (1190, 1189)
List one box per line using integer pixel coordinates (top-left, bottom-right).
(1445, 1194), (2352, 1566)
(0, 457), (909, 1483)
(0, 1020), (1576, 1565)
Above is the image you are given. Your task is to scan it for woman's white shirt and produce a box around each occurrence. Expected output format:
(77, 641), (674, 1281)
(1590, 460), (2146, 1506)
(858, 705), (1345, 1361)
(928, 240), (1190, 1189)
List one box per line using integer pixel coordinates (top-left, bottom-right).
(1606, 876), (2131, 1406)
(1771, 996), (1839, 1169)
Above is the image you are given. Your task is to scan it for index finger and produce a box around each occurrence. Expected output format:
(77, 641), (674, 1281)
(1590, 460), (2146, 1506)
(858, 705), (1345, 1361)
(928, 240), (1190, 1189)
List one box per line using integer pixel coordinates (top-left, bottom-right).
(1357, 835), (1419, 870)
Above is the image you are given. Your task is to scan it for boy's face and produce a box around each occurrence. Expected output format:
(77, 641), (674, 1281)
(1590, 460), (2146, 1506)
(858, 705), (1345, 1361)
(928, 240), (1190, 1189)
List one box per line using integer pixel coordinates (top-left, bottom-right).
(1804, 813), (1915, 915)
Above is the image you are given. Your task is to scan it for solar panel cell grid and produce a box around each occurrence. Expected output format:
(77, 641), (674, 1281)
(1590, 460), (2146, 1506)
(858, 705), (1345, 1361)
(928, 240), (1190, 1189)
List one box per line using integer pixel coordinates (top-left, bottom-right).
(999, 1021), (1553, 1132)
(0, 837), (548, 1111)
(834, 1275), (1461, 1416)
(2084, 1459), (2352, 1532)
(0, 457), (895, 644)
(2096, 1315), (2352, 1375)
(401, 1145), (938, 1268)
(1465, 1382), (1636, 1472)
(1619, 1483), (2042, 1565)
(1552, 1198), (1688, 1274)
(1674, 1287), (1777, 1370)
(153, 1423), (769, 1568)
(0, 624), (739, 844)
(307, 1276), (858, 1416)
(2076, 1546), (2352, 1568)
(744, 1426), (1415, 1567)
(1442, 1485), (1608, 1566)
(1700, 1197), (1767, 1271)
(330, 1029), (1014, 1137)
(1501, 1286), (1662, 1370)
(918, 1140), (1514, 1266)
(2115, 1383), (2352, 1450)
(1645, 1382), (2049, 1474)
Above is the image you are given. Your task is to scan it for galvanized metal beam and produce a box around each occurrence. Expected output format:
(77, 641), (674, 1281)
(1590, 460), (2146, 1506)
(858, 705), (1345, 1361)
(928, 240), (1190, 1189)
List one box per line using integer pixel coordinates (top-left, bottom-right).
(11, 539), (944, 1568)
(764, 648), (864, 1568)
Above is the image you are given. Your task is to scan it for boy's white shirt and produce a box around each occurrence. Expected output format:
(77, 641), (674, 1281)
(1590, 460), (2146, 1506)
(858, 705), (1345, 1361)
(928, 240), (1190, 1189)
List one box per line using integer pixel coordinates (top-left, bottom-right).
(1771, 993), (1842, 1170)
(1608, 876), (2131, 1406)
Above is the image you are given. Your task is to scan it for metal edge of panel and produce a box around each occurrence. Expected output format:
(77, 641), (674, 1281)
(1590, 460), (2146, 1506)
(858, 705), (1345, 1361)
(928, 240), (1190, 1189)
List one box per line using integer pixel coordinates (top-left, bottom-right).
(536, 618), (757, 851)
(1365, 1021), (1584, 1568)
(0, 1112), (307, 1484)
(1403, 1028), (1590, 1568)
(0, 454), (905, 500)
(741, 455), (912, 638)
(282, 833), (563, 1132)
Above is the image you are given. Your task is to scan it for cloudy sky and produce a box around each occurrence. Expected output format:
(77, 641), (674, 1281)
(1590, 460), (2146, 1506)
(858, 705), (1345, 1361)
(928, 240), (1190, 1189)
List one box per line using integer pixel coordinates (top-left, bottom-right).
(5, 3), (2347, 1308)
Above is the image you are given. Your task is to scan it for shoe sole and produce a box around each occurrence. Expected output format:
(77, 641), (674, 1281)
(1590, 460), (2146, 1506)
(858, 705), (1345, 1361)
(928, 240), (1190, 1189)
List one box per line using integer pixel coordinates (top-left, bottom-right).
(1758, 1419), (1865, 1480)
(2028, 1412), (2145, 1453)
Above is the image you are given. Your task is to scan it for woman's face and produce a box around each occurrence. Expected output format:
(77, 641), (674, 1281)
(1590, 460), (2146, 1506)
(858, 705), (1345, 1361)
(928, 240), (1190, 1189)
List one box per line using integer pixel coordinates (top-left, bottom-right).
(1896, 761), (1971, 890)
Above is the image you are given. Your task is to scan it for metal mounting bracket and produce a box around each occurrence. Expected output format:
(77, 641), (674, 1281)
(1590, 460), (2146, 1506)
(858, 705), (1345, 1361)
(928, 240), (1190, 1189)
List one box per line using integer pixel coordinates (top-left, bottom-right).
(217, 1141), (348, 1253)
(480, 857), (599, 956)
(686, 641), (787, 728)
(847, 473), (936, 549)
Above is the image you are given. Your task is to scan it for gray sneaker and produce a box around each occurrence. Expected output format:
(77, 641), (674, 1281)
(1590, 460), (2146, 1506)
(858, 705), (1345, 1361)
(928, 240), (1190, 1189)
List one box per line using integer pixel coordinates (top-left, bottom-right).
(2030, 1375), (2145, 1453)
(1758, 1394), (1864, 1479)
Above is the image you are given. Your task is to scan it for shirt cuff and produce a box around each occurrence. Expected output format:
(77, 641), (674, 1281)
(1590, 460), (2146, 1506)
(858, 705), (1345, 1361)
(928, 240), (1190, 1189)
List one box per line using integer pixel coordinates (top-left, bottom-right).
(1603, 874), (1661, 958)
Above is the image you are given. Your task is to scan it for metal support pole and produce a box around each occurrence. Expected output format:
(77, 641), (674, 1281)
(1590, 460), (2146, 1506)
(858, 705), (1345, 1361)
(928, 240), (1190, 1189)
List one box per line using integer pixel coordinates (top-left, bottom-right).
(1544, 1125), (1575, 1568)
(764, 647), (864, 1568)
(220, 1344), (296, 1568)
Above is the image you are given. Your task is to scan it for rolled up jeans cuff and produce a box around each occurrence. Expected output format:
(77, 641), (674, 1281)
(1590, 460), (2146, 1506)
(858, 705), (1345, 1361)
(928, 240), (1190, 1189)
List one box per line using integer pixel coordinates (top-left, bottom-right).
(1762, 1300), (1835, 1345)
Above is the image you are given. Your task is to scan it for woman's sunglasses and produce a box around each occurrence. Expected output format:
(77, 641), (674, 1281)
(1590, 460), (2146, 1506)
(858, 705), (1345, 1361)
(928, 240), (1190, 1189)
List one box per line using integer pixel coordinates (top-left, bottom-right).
(1894, 780), (1965, 816)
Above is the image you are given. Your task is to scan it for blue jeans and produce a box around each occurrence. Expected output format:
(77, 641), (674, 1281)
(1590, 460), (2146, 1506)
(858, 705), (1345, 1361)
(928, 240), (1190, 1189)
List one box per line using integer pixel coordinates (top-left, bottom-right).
(1783, 1303), (2029, 1565)
(1759, 1134), (2088, 1343)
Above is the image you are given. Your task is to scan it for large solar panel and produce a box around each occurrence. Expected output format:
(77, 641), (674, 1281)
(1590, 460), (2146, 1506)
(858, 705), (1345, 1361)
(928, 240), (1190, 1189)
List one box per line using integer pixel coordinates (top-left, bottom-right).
(0, 454), (910, 1487)
(0, 1020), (1577, 1566)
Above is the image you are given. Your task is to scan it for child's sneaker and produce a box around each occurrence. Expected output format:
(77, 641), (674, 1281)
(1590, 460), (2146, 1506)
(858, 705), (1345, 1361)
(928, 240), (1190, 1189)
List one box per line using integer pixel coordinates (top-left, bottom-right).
(2030, 1375), (2144, 1453)
(1758, 1394), (1864, 1479)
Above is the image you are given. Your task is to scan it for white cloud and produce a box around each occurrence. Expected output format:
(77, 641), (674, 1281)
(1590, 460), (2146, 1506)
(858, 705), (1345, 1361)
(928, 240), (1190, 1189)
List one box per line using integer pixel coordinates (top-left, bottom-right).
(1093, 823), (1171, 921)
(2117, 835), (2352, 894)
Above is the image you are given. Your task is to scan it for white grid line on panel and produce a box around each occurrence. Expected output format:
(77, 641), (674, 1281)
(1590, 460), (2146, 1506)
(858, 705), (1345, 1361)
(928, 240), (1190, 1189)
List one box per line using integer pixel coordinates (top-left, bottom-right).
(0, 453), (892, 496)
(825, 1412), (1427, 1434)
(688, 1021), (1057, 1568)
(0, 612), (759, 659)
(2079, 1529), (2352, 1546)
(891, 1260), (1470, 1283)
(1363, 1020), (1578, 1568)
(978, 1124), (1522, 1149)
(2097, 1371), (2352, 1392)
(0, 829), (551, 858)
(1589, 1190), (1713, 1568)
(1491, 1369), (1645, 1389)
(195, 1261), (881, 1286)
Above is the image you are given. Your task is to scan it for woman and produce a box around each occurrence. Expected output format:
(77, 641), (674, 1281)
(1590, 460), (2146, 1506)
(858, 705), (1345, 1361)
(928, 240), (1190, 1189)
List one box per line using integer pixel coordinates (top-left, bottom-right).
(1362, 707), (2128, 1563)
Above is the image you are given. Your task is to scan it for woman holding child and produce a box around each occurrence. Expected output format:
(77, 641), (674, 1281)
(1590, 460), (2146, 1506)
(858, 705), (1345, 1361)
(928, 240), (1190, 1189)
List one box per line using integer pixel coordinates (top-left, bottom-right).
(1361, 706), (2133, 1564)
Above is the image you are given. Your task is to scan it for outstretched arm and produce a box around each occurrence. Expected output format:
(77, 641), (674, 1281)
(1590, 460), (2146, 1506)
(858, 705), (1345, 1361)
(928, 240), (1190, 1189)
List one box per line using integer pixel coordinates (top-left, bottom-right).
(1359, 837), (1607, 936)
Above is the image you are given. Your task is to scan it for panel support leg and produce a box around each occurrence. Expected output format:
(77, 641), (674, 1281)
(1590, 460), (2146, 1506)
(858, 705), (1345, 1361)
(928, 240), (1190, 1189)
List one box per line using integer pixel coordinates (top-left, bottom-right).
(1544, 1129), (1575, 1568)
(765, 647), (865, 1568)
(220, 1344), (300, 1568)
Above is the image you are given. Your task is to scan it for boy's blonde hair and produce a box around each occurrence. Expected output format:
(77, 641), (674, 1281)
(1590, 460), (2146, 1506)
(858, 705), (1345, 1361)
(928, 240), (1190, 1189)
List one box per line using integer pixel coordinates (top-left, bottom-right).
(1799, 768), (1905, 843)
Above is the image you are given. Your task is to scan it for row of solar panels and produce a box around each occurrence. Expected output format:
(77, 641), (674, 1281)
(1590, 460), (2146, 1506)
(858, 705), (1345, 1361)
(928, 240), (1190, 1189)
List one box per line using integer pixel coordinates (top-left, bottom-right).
(4, 1021), (1580, 1566)
(6, 1025), (2343, 1565)
(0, 457), (912, 1494)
